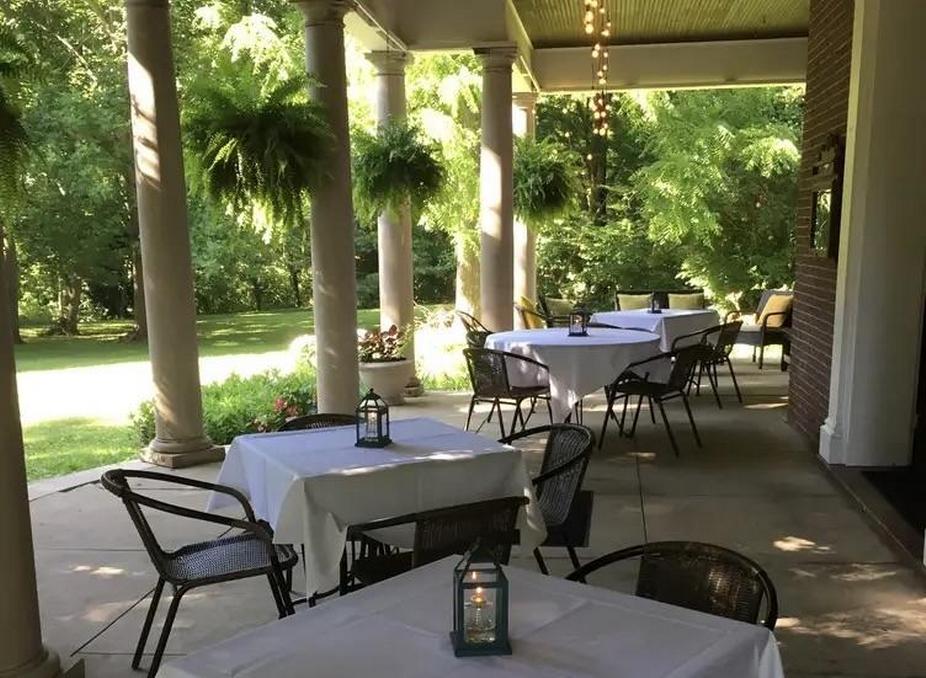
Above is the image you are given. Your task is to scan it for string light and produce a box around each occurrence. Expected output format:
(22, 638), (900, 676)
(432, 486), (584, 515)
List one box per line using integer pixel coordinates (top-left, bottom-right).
(584, 1), (611, 138)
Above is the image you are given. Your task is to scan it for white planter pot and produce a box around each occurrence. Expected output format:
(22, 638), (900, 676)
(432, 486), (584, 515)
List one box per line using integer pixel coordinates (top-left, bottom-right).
(358, 359), (413, 405)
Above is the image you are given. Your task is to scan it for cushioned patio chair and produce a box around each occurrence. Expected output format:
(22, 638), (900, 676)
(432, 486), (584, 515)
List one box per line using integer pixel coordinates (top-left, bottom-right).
(538, 295), (574, 327)
(728, 290), (793, 370)
(566, 541), (779, 630)
(501, 425), (595, 577)
(671, 321), (744, 408)
(515, 303), (549, 329)
(349, 496), (527, 587)
(278, 413), (360, 432)
(456, 309), (493, 348)
(600, 344), (707, 456)
(100, 469), (298, 678)
(614, 289), (705, 311)
(463, 347), (553, 438)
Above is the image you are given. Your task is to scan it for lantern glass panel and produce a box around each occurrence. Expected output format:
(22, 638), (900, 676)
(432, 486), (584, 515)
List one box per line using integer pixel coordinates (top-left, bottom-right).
(452, 546), (510, 656)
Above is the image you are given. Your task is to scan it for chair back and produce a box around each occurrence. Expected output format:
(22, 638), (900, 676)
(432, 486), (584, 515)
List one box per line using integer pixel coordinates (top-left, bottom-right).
(755, 289), (793, 316)
(565, 541), (779, 630)
(709, 321), (743, 358)
(456, 309), (492, 348)
(463, 347), (512, 398)
(413, 496), (527, 567)
(532, 425), (595, 527)
(514, 304), (548, 329)
(278, 413), (360, 432)
(667, 344), (708, 391)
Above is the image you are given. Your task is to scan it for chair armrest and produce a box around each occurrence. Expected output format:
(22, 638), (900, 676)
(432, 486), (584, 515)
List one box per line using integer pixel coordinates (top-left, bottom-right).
(724, 310), (742, 323)
(623, 351), (674, 373)
(128, 490), (273, 542)
(760, 311), (790, 331)
(670, 328), (708, 350)
(113, 469), (257, 522)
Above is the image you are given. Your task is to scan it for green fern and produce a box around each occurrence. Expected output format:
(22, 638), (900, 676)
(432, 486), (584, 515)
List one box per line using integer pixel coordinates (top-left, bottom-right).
(513, 136), (581, 226)
(0, 27), (29, 206)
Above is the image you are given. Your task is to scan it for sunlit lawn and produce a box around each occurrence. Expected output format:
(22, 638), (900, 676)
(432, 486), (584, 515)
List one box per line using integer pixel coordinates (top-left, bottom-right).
(23, 417), (138, 480)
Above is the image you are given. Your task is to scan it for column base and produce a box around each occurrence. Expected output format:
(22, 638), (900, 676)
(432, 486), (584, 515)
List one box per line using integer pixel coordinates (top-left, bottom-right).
(404, 375), (424, 398)
(819, 418), (845, 465)
(0, 647), (63, 678)
(140, 438), (225, 469)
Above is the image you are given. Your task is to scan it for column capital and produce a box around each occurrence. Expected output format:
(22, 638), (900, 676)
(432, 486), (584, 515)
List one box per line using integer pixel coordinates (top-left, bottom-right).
(476, 46), (518, 72)
(292, 0), (353, 26)
(366, 50), (410, 76)
(512, 91), (538, 110)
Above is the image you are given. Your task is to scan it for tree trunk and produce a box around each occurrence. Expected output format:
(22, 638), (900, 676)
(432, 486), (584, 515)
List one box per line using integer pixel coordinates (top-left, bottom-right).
(590, 132), (608, 225)
(454, 232), (480, 318)
(251, 278), (264, 311)
(57, 275), (81, 335)
(1, 231), (23, 344)
(288, 265), (302, 308)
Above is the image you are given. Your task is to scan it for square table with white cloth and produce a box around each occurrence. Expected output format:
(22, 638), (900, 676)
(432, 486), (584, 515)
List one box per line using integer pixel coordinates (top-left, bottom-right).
(591, 308), (720, 351)
(161, 557), (784, 678)
(207, 418), (546, 595)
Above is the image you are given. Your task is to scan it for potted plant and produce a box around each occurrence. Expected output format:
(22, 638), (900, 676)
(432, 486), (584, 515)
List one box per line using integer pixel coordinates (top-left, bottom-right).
(357, 325), (413, 405)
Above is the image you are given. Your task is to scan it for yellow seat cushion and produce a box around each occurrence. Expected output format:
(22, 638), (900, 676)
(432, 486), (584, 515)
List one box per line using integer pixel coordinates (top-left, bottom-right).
(668, 293), (704, 310)
(757, 294), (793, 328)
(617, 294), (652, 311)
(517, 297), (545, 329)
(543, 297), (574, 317)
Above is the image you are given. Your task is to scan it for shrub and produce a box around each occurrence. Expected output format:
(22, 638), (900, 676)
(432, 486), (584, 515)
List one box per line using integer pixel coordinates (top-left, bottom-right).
(130, 365), (317, 447)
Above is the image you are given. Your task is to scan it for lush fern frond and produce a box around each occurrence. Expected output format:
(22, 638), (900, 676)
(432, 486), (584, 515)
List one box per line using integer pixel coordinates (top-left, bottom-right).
(513, 136), (581, 225)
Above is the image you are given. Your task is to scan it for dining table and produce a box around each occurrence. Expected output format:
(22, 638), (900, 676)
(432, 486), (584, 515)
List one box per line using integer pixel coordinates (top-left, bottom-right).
(160, 556), (784, 678)
(484, 327), (662, 422)
(590, 308), (721, 352)
(207, 417), (546, 595)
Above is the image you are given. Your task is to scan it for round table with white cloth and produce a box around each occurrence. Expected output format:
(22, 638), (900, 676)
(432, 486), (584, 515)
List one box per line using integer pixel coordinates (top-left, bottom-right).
(485, 327), (661, 422)
(591, 308), (721, 351)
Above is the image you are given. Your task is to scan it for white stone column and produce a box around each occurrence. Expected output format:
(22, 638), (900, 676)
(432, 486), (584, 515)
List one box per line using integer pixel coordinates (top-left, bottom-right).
(126, 0), (222, 467)
(478, 47), (517, 331)
(367, 50), (421, 396)
(512, 92), (538, 327)
(294, 0), (360, 413)
(820, 0), (926, 467)
(0, 236), (62, 677)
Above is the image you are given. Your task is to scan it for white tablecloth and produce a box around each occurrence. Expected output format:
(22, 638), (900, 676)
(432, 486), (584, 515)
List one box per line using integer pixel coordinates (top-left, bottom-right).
(591, 309), (721, 351)
(162, 557), (784, 678)
(485, 328), (661, 422)
(208, 418), (545, 594)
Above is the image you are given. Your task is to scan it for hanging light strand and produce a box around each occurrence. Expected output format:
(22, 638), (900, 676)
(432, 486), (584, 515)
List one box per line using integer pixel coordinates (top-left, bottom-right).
(583, 0), (611, 137)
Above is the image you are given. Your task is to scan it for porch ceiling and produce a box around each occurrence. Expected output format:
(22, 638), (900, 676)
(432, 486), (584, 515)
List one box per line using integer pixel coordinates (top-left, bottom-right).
(513, 0), (810, 49)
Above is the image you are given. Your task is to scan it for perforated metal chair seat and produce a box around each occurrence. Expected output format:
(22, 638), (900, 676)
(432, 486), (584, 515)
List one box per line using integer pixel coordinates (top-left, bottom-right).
(164, 534), (298, 583)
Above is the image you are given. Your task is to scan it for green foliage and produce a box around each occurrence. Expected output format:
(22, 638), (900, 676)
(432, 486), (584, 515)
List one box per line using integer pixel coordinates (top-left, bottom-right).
(352, 121), (445, 223)
(357, 324), (407, 362)
(0, 26), (28, 204)
(131, 365), (317, 446)
(513, 136), (582, 225)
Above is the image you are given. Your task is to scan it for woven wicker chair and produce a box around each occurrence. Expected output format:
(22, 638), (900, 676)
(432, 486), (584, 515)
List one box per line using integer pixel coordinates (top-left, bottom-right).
(673, 322), (744, 408)
(100, 469), (298, 678)
(463, 347), (553, 438)
(279, 413), (360, 432)
(349, 496), (527, 587)
(728, 290), (793, 370)
(566, 541), (779, 630)
(456, 309), (493, 348)
(501, 425), (595, 576)
(600, 344), (707, 456)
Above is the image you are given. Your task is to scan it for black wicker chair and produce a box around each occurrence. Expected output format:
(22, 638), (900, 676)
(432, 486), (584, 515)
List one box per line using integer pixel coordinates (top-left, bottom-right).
(463, 347), (553, 438)
(729, 290), (793, 370)
(456, 309), (493, 348)
(600, 344), (707, 456)
(278, 413), (360, 432)
(538, 295), (574, 327)
(100, 469), (298, 678)
(349, 496), (527, 587)
(673, 322), (744, 408)
(501, 425), (595, 576)
(566, 541), (779, 630)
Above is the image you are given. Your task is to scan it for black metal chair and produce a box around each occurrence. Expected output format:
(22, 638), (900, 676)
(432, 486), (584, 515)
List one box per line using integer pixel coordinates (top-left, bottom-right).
(100, 469), (298, 678)
(501, 425), (595, 576)
(278, 413), (360, 432)
(463, 347), (553, 438)
(672, 321), (744, 408)
(456, 309), (493, 348)
(566, 541), (779, 630)
(600, 344), (707, 456)
(349, 496), (527, 587)
(729, 290), (793, 370)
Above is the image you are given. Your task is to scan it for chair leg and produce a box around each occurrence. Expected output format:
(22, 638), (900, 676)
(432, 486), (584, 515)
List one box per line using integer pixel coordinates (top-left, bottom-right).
(132, 578), (165, 670)
(752, 347), (757, 363)
(758, 344), (765, 370)
(647, 396), (656, 424)
(533, 548), (550, 575)
(495, 400), (507, 439)
(619, 394), (630, 434)
(147, 585), (186, 678)
(566, 545), (582, 571)
(726, 357), (743, 403)
(681, 393), (702, 448)
(267, 573), (289, 619)
(599, 390), (613, 449)
(464, 397), (476, 431)
(630, 394), (644, 437)
(545, 397), (553, 425)
(656, 400), (680, 457)
(707, 363), (722, 409)
(695, 362), (703, 395)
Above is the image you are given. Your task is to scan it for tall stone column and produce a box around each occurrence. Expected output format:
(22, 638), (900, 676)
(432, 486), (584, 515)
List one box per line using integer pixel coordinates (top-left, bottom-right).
(294, 0), (360, 412)
(126, 0), (222, 467)
(367, 51), (421, 396)
(512, 92), (538, 326)
(0, 235), (62, 677)
(820, 0), (926, 466)
(478, 47), (517, 331)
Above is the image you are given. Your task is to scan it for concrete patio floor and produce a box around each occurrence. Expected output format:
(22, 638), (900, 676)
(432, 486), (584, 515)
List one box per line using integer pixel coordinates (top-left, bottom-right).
(30, 358), (926, 677)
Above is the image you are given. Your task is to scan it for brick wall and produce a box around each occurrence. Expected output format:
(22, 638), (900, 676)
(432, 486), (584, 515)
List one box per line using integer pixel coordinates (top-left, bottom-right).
(788, 0), (855, 442)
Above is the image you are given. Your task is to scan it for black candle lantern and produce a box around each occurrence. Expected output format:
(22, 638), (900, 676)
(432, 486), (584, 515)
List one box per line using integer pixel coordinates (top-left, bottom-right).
(355, 389), (391, 448)
(451, 542), (511, 657)
(648, 294), (662, 314)
(567, 307), (589, 337)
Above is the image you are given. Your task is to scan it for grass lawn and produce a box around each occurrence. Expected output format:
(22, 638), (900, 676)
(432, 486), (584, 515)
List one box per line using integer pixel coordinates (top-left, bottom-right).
(23, 418), (138, 480)
(15, 307), (383, 373)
